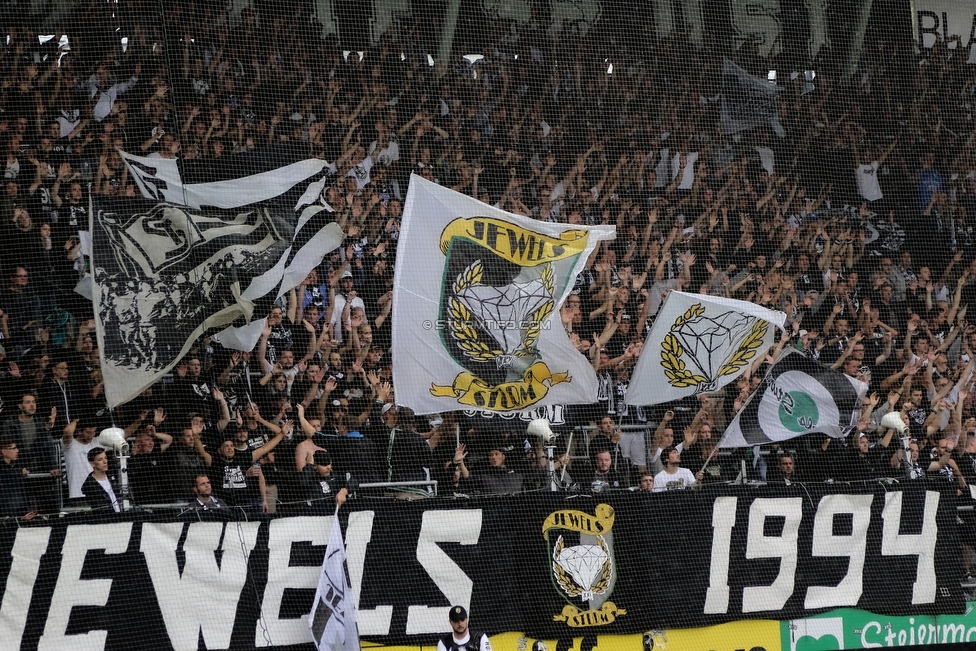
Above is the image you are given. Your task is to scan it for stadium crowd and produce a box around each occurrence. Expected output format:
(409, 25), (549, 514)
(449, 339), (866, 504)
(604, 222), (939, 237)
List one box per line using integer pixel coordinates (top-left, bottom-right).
(0, 1), (975, 544)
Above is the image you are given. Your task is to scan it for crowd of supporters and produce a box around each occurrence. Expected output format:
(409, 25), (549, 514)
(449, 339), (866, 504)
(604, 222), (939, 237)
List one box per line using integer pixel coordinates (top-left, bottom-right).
(0, 1), (975, 549)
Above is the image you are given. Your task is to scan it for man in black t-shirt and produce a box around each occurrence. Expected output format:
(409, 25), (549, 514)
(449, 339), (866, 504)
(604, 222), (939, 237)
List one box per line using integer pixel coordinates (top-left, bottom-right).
(438, 606), (491, 651)
(589, 449), (625, 492)
(210, 427), (285, 512)
(300, 449), (350, 510)
(128, 425), (173, 503)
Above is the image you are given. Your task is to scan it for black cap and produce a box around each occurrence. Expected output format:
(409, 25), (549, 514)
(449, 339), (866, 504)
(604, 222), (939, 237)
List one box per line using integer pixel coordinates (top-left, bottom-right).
(313, 450), (332, 467)
(449, 605), (467, 622)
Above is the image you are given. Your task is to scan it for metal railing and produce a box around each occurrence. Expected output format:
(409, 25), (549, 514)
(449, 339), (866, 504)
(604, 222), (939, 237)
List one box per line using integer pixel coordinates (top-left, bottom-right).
(357, 480), (438, 497)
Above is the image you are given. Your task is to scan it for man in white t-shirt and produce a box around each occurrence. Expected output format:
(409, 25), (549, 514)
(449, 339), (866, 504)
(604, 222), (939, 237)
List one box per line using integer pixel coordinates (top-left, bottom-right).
(437, 605), (491, 651)
(63, 421), (99, 499)
(347, 146), (376, 189)
(670, 151), (698, 191)
(369, 128), (400, 167)
(329, 269), (365, 343)
(652, 447), (703, 492)
(855, 139), (897, 203)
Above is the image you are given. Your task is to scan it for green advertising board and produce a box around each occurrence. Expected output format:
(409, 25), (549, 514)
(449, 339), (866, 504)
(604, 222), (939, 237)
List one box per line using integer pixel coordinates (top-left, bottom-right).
(781, 603), (976, 649)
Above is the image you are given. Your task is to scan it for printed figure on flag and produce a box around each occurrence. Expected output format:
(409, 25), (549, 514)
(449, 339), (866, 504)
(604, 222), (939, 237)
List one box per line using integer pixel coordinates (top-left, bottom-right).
(119, 143), (334, 210)
(626, 292), (786, 406)
(92, 196), (343, 407)
(721, 350), (869, 447)
(392, 175), (615, 415)
(308, 515), (360, 651)
(720, 58), (786, 138)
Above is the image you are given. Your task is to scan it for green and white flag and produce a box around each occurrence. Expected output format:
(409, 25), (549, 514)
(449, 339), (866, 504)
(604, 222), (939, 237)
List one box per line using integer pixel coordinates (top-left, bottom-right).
(722, 350), (868, 447)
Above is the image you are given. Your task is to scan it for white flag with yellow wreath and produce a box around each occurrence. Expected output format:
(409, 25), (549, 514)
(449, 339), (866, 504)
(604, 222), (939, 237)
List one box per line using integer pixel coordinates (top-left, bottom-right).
(625, 292), (786, 406)
(392, 175), (615, 415)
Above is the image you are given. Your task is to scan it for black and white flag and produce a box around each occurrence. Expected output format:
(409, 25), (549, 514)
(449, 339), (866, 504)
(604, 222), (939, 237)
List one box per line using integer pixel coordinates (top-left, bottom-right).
(722, 350), (867, 447)
(91, 194), (343, 407)
(308, 514), (360, 651)
(119, 143), (334, 210)
(720, 58), (785, 138)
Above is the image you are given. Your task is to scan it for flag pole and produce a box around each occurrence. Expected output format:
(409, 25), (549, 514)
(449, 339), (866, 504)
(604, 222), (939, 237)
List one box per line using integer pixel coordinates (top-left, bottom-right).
(698, 442), (721, 475)
(560, 429), (574, 485)
(700, 333), (787, 477)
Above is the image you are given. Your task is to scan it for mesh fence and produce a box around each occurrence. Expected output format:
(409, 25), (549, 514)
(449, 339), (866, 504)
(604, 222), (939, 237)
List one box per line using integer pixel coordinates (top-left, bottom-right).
(1, 0), (976, 650)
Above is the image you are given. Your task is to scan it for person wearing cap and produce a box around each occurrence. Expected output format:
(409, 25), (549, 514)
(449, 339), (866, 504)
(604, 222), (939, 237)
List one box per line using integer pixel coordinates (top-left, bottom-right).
(300, 449), (351, 510)
(437, 605), (491, 651)
(381, 405), (435, 498)
(794, 328), (814, 356)
(838, 425), (902, 481)
(472, 441), (523, 494)
(327, 267), (365, 345)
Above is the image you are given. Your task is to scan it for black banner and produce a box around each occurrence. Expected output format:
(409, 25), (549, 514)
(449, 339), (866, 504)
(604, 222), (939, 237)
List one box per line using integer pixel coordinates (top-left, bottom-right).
(0, 483), (964, 650)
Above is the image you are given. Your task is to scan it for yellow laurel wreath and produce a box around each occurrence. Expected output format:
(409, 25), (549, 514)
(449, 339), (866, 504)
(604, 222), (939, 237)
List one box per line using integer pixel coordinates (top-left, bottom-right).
(661, 304), (709, 388)
(660, 331), (707, 388)
(589, 536), (613, 595)
(449, 261), (504, 362)
(522, 264), (555, 353)
(551, 536), (580, 596)
(670, 303), (705, 331)
(551, 535), (614, 599)
(717, 319), (767, 378)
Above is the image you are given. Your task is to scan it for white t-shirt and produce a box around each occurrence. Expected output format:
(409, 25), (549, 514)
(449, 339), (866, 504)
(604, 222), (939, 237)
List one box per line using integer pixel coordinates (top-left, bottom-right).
(347, 156), (374, 189)
(755, 146), (775, 176)
(670, 152), (699, 190)
(652, 467), (697, 492)
(856, 160), (883, 202)
(96, 476), (121, 512)
(329, 292), (366, 343)
(65, 439), (101, 498)
(369, 138), (400, 167)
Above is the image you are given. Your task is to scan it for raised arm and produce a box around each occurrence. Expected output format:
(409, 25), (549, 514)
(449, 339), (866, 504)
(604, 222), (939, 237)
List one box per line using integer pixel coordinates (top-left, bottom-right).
(251, 423), (287, 463)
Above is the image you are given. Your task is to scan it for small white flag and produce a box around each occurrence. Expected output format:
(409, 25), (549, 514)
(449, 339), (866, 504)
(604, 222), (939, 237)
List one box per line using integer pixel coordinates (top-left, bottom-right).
(308, 514), (360, 651)
(626, 292), (786, 406)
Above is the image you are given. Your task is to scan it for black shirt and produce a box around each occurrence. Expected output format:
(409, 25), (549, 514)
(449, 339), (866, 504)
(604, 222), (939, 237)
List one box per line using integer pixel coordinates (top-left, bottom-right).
(210, 450), (261, 505)
(129, 448), (169, 503)
(0, 459), (28, 517)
